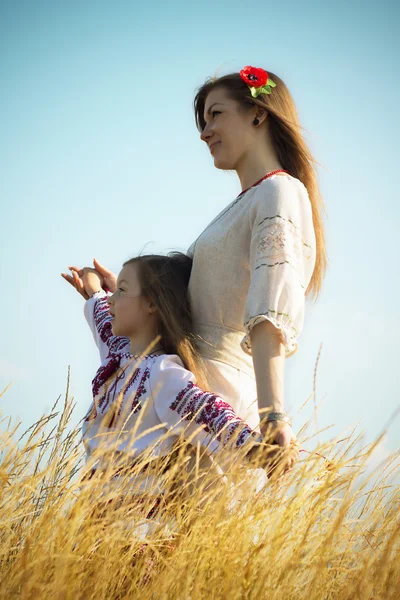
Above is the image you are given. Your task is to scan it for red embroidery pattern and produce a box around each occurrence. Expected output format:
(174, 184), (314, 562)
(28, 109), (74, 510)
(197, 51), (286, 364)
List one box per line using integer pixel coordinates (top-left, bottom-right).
(93, 297), (113, 344)
(92, 354), (122, 397)
(170, 382), (254, 447)
(131, 367), (150, 413)
(93, 296), (130, 352)
(125, 368), (140, 394)
(86, 367), (142, 424)
(99, 367), (127, 413)
(85, 361), (127, 423)
(108, 336), (130, 354)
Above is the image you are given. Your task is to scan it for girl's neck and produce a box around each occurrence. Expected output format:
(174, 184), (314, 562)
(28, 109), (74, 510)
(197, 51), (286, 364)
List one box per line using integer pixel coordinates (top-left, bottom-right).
(236, 144), (283, 192)
(128, 333), (163, 357)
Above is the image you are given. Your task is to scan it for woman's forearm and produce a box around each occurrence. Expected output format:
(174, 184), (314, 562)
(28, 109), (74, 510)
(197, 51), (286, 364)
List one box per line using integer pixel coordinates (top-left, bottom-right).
(250, 319), (286, 418)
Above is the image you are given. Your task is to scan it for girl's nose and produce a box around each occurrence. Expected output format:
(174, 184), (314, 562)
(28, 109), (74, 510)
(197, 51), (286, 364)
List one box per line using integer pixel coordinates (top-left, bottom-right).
(108, 292), (116, 305)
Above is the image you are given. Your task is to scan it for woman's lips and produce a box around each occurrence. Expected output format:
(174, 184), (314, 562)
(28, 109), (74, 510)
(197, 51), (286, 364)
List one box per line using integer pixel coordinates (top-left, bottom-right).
(210, 141), (221, 154)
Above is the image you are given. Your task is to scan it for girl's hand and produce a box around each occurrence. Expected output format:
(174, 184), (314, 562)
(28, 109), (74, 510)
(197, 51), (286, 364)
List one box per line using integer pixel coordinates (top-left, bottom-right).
(79, 267), (104, 297)
(61, 267), (88, 300)
(261, 421), (300, 476)
(61, 266), (104, 299)
(93, 258), (117, 293)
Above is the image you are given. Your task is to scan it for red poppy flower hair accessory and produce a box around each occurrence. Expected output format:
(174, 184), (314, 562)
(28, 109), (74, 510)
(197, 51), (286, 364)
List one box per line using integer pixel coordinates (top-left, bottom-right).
(239, 66), (276, 98)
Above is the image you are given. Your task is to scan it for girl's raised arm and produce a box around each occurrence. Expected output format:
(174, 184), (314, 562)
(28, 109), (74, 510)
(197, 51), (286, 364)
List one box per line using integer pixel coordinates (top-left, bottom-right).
(62, 264), (128, 363)
(84, 290), (129, 363)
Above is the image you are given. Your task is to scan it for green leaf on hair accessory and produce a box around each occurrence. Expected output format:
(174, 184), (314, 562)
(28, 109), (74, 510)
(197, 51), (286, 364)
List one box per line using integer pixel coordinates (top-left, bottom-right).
(267, 78), (276, 87)
(250, 85), (273, 98)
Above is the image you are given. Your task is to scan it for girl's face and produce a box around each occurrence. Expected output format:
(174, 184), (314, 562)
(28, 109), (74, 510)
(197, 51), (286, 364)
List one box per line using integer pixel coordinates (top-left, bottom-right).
(200, 87), (256, 170)
(107, 263), (156, 338)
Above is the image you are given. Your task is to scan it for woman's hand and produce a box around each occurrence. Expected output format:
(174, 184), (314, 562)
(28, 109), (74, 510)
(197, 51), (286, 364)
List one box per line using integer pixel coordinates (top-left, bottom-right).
(250, 320), (299, 477)
(61, 266), (104, 300)
(261, 421), (300, 476)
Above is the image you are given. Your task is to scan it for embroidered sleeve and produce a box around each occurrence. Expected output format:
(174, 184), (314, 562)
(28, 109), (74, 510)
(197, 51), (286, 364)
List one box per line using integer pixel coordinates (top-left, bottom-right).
(84, 290), (129, 363)
(242, 177), (316, 357)
(150, 356), (259, 454)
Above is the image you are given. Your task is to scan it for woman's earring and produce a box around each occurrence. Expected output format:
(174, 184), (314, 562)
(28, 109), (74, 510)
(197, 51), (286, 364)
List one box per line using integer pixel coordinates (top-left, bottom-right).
(253, 118), (260, 126)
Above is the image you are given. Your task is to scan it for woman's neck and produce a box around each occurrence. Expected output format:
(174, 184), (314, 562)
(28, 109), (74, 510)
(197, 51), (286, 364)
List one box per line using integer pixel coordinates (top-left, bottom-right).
(236, 143), (283, 192)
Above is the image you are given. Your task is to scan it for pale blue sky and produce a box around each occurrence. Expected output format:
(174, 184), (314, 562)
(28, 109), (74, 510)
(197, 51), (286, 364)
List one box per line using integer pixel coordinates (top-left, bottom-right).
(1, 0), (399, 456)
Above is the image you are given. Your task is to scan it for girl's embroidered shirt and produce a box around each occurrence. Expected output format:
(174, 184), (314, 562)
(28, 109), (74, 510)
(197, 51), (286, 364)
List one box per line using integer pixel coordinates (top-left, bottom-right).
(188, 174), (316, 364)
(82, 291), (259, 491)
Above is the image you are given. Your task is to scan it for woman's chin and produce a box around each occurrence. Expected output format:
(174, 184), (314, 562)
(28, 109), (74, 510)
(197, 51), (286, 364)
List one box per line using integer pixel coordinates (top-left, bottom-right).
(213, 156), (234, 170)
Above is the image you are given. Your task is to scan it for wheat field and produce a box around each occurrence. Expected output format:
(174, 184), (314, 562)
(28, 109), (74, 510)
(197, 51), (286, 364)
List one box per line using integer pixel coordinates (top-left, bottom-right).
(0, 375), (399, 600)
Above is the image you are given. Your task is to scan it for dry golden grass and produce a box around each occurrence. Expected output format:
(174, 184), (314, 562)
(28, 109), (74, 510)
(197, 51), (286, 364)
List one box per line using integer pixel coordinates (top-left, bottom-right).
(0, 374), (399, 600)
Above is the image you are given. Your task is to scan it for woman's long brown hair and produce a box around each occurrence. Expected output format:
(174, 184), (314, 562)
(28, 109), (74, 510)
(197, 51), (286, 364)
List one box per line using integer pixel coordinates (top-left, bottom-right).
(194, 72), (327, 299)
(124, 253), (208, 389)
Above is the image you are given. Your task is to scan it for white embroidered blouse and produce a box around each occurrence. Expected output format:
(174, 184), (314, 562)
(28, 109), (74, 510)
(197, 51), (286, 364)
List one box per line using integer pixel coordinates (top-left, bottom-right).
(188, 173), (316, 372)
(82, 291), (259, 493)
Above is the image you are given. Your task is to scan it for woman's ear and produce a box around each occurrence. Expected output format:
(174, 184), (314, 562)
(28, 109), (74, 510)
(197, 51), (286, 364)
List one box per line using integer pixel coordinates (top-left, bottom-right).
(252, 107), (267, 126)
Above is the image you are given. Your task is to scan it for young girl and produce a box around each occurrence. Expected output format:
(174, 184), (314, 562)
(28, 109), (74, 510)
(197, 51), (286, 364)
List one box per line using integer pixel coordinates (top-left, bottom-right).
(62, 253), (266, 501)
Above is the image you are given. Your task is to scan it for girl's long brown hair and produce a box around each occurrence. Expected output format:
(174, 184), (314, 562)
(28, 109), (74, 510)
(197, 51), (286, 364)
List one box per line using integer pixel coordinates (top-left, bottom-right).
(124, 253), (208, 389)
(194, 71), (327, 299)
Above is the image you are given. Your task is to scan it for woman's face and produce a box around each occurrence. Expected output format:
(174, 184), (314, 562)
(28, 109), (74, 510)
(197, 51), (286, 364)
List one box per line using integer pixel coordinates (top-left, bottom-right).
(200, 87), (256, 170)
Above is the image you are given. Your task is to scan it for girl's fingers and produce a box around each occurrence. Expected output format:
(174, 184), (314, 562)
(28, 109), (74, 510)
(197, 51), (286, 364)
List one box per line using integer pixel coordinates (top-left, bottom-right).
(93, 258), (110, 276)
(63, 273), (80, 293)
(61, 273), (76, 287)
(72, 270), (90, 299)
(73, 270), (83, 292)
(73, 270), (83, 290)
(61, 271), (89, 299)
(68, 265), (84, 276)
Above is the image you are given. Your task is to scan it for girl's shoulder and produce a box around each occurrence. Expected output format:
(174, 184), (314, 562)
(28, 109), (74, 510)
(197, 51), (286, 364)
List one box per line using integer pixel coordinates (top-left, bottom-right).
(148, 354), (195, 394)
(149, 353), (185, 373)
(113, 352), (179, 377)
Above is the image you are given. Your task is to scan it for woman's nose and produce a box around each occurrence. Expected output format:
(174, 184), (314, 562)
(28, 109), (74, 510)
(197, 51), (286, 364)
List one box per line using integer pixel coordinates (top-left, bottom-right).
(200, 125), (213, 142)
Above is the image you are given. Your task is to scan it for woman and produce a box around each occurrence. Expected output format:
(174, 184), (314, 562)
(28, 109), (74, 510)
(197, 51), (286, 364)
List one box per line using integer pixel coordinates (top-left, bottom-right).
(186, 66), (326, 472)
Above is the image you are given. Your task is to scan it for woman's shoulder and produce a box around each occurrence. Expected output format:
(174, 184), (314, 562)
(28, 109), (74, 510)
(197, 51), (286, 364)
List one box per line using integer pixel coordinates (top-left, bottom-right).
(248, 173), (311, 215)
(257, 173), (308, 198)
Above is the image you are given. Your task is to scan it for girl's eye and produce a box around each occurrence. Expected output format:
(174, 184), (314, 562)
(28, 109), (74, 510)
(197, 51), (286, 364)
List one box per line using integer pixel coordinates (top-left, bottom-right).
(118, 287), (125, 292)
(212, 110), (221, 118)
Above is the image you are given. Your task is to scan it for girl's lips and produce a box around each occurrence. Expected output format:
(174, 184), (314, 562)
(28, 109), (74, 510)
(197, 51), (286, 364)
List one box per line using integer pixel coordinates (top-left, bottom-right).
(210, 141), (221, 153)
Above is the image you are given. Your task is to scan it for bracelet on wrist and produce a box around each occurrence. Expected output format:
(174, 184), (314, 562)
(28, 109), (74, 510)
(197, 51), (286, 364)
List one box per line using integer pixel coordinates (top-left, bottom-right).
(264, 411), (292, 427)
